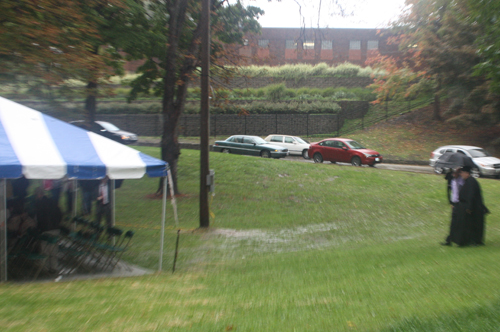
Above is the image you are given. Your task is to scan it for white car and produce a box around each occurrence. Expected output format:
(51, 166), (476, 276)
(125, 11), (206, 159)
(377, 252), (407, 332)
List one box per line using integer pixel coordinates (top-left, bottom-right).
(264, 135), (310, 159)
(430, 145), (500, 178)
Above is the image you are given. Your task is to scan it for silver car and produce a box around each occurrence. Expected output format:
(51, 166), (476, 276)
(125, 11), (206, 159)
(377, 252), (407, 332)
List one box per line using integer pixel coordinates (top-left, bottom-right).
(264, 135), (310, 159)
(430, 145), (500, 178)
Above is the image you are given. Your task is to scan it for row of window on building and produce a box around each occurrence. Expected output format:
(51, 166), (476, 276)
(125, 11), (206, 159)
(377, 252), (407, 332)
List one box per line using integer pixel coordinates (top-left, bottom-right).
(256, 39), (379, 50)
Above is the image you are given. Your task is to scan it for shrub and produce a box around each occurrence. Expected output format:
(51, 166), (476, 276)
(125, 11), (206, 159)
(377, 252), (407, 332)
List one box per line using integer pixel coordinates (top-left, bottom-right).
(332, 62), (361, 77)
(266, 83), (287, 101)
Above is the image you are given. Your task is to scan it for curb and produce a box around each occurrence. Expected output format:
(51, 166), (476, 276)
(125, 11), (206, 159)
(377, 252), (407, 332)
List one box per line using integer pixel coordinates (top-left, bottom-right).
(133, 142), (429, 166)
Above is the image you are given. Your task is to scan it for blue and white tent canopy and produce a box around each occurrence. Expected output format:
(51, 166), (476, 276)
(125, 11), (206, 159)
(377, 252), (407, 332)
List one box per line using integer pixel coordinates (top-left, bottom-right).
(0, 97), (167, 180)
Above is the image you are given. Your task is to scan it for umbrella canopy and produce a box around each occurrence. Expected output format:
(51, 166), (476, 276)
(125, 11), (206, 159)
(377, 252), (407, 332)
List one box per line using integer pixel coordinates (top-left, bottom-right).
(434, 152), (475, 170)
(0, 97), (167, 179)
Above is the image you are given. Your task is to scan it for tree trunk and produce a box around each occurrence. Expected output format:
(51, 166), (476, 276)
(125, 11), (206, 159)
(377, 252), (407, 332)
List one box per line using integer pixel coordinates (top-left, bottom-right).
(85, 81), (98, 124)
(160, 93), (182, 195)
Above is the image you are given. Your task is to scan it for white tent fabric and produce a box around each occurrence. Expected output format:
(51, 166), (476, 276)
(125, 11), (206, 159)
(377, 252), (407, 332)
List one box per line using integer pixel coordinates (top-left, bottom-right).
(0, 96), (167, 179)
(0, 97), (171, 281)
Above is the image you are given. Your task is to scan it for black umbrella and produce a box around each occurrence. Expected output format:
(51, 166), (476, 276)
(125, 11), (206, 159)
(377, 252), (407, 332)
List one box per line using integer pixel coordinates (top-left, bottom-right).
(434, 152), (475, 169)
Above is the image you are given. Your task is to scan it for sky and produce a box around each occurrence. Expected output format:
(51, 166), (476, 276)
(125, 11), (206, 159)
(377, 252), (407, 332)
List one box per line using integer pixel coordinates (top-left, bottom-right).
(240, 0), (408, 29)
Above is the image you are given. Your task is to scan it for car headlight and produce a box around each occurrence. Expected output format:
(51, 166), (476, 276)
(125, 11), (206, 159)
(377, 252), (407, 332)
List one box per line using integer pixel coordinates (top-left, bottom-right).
(362, 153), (376, 157)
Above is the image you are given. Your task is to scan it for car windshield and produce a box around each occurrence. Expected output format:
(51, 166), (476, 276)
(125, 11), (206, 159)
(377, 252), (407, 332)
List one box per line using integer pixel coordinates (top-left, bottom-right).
(467, 148), (491, 158)
(345, 140), (365, 149)
(294, 137), (308, 144)
(97, 121), (120, 131)
(252, 137), (268, 145)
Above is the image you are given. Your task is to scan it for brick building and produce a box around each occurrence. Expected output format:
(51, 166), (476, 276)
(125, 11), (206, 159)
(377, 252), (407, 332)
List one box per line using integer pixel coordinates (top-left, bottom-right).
(239, 27), (398, 66)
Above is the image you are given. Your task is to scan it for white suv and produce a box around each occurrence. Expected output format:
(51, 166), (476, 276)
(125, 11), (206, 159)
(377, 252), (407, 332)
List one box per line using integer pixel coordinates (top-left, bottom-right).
(264, 135), (310, 159)
(430, 145), (500, 178)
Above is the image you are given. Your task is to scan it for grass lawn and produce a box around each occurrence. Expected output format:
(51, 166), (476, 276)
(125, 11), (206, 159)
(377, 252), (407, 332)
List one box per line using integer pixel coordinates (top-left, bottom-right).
(1, 148), (500, 331)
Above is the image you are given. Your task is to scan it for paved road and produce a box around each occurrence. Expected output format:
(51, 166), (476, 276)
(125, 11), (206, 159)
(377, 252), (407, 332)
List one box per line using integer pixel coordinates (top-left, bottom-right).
(282, 155), (435, 175)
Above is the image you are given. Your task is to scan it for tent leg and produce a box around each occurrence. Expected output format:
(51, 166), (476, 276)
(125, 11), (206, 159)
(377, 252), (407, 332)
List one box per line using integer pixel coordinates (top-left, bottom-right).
(159, 175), (167, 272)
(111, 179), (115, 227)
(0, 179), (7, 282)
(72, 179), (77, 219)
(166, 170), (179, 225)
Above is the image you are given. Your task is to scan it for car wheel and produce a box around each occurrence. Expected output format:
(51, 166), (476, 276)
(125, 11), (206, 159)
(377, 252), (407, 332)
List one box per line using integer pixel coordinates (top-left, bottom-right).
(261, 150), (271, 158)
(471, 167), (481, 178)
(302, 149), (309, 159)
(351, 156), (361, 166)
(313, 153), (323, 163)
(222, 149), (230, 154)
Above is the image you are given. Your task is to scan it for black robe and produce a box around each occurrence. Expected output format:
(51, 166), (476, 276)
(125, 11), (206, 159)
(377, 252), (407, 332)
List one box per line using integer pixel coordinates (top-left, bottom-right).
(453, 177), (489, 246)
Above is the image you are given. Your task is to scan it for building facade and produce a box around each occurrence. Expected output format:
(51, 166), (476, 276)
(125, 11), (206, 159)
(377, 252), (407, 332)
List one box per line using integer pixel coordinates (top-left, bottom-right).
(239, 28), (398, 66)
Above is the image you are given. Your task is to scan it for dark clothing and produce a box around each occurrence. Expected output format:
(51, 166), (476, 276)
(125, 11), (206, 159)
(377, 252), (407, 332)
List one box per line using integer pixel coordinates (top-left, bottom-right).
(79, 180), (99, 215)
(453, 177), (489, 246)
(12, 176), (30, 206)
(444, 172), (463, 244)
(35, 196), (63, 233)
(96, 180), (112, 228)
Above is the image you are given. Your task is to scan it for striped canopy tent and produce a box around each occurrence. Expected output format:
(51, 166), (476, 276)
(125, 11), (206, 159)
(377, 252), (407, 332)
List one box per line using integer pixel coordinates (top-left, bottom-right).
(0, 97), (173, 281)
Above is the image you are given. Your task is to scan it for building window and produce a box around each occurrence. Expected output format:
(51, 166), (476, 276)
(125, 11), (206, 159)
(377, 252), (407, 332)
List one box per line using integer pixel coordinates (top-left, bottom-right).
(321, 40), (333, 50)
(367, 40), (379, 50)
(258, 39), (269, 48)
(349, 40), (361, 50)
(303, 40), (315, 50)
(243, 39), (249, 46)
(285, 40), (297, 50)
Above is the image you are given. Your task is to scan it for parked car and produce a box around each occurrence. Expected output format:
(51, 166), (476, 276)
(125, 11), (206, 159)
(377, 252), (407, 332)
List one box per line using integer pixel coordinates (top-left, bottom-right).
(308, 138), (383, 166)
(264, 134), (310, 159)
(70, 121), (138, 145)
(213, 135), (289, 158)
(430, 145), (500, 178)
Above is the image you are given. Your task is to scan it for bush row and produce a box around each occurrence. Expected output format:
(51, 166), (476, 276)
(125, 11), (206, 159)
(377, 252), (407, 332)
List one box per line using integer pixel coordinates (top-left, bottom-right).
(94, 100), (341, 115)
(235, 63), (375, 79)
(187, 85), (376, 102)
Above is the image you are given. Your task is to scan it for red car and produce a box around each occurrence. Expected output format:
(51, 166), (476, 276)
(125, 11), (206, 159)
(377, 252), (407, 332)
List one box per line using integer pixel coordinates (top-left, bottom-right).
(308, 138), (383, 166)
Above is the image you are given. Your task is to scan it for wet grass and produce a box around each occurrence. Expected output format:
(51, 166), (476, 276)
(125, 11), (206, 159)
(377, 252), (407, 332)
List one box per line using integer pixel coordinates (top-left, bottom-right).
(1, 148), (500, 331)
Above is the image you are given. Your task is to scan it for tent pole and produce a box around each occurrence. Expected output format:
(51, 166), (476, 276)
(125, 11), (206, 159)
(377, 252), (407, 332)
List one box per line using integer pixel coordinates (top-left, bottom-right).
(159, 174), (168, 272)
(111, 179), (115, 227)
(167, 169), (179, 225)
(72, 179), (77, 219)
(0, 179), (7, 282)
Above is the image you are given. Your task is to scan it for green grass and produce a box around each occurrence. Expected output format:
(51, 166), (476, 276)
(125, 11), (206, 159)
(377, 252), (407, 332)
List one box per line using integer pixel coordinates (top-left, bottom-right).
(1, 148), (500, 331)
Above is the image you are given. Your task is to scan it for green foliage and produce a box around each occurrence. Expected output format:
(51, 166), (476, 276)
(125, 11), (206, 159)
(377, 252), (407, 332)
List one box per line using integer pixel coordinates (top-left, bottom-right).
(186, 100), (341, 115)
(266, 83), (287, 101)
(98, 102), (161, 114)
(328, 62), (361, 77)
(236, 62), (372, 80)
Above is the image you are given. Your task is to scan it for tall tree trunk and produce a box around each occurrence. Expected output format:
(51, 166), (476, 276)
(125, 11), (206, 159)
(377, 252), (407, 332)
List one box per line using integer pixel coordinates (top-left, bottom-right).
(160, 91), (182, 195)
(85, 81), (98, 124)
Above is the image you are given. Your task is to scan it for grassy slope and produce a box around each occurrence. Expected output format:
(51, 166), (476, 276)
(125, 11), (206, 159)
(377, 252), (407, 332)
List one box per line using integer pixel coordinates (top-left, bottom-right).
(1, 146), (500, 331)
(347, 105), (500, 161)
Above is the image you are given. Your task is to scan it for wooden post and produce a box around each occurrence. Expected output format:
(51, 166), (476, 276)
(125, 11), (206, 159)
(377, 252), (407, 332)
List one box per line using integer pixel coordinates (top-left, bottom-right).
(199, 0), (210, 228)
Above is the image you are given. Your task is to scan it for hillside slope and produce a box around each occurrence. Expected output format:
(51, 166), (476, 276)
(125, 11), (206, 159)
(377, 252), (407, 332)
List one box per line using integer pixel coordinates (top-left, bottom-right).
(348, 104), (500, 161)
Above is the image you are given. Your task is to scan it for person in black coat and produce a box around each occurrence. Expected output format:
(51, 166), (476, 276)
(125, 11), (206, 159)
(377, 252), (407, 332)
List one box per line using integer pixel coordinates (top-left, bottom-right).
(442, 168), (464, 246)
(453, 166), (489, 246)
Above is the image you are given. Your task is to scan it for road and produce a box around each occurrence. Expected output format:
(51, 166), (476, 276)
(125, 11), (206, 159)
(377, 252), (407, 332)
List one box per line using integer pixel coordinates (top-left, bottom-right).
(282, 155), (436, 175)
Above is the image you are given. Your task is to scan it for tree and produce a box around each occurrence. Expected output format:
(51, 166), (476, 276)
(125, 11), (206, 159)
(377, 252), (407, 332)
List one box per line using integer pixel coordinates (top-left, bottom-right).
(0, 1), (102, 89)
(467, 0), (500, 95)
(379, 0), (482, 120)
(0, 0), (143, 123)
(127, 0), (263, 195)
